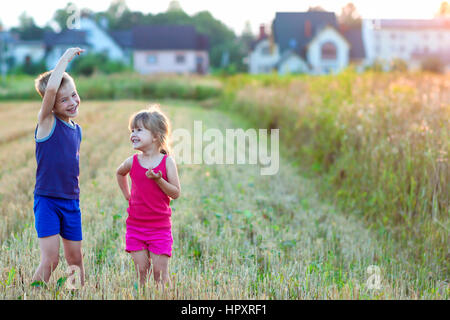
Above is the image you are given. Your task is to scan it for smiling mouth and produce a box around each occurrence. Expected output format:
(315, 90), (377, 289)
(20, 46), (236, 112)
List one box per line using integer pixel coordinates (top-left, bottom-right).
(68, 105), (78, 113)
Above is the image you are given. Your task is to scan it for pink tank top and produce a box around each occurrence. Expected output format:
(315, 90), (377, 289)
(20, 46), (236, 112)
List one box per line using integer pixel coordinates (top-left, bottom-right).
(126, 153), (172, 228)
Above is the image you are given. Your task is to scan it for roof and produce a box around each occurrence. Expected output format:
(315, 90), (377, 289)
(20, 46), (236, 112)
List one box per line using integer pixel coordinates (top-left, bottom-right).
(250, 35), (269, 50)
(0, 31), (18, 44)
(372, 18), (450, 29)
(44, 30), (89, 46)
(275, 50), (307, 68)
(272, 11), (339, 58)
(132, 25), (209, 51)
(109, 30), (133, 48)
(343, 27), (366, 60)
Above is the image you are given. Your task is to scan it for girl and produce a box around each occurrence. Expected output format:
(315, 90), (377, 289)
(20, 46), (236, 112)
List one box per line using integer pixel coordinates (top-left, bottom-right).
(116, 105), (180, 287)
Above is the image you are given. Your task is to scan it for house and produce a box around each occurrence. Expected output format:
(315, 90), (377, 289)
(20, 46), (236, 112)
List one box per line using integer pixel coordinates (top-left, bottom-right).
(131, 25), (209, 75)
(109, 29), (134, 64)
(0, 31), (45, 72)
(362, 18), (450, 71)
(342, 27), (366, 70)
(44, 29), (90, 69)
(44, 16), (128, 68)
(248, 26), (279, 74)
(248, 11), (365, 75)
(4, 16), (210, 75)
(0, 31), (15, 74)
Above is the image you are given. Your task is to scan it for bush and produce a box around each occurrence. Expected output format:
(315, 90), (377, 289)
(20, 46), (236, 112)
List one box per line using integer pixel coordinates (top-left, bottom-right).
(421, 56), (444, 73)
(0, 73), (223, 101)
(10, 59), (47, 75)
(365, 59), (385, 72)
(70, 53), (130, 76)
(219, 71), (449, 269)
(390, 58), (408, 72)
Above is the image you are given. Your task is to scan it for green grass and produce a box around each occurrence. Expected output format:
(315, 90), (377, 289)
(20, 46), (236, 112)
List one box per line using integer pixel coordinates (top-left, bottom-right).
(0, 100), (447, 299)
(216, 70), (449, 281)
(0, 73), (222, 101)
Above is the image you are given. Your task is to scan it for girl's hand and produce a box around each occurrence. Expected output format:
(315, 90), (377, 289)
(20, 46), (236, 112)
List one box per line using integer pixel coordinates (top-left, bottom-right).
(145, 168), (162, 180)
(63, 47), (85, 62)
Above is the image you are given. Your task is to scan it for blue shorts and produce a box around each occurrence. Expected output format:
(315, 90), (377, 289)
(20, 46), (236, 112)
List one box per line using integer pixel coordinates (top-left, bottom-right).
(33, 194), (83, 241)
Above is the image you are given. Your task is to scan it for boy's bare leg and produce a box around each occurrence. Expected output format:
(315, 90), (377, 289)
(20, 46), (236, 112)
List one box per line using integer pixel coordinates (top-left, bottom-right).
(62, 238), (85, 286)
(150, 252), (170, 288)
(130, 250), (151, 286)
(32, 234), (60, 283)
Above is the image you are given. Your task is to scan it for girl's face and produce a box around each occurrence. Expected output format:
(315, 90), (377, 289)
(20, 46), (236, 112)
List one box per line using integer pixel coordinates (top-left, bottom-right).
(130, 123), (157, 151)
(54, 81), (80, 122)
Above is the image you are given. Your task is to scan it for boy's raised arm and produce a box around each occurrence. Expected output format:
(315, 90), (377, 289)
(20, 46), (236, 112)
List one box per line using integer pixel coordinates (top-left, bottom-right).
(38, 47), (84, 124)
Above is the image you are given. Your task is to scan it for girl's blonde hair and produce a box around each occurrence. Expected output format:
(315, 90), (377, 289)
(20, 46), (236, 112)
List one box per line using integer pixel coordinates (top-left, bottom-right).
(129, 104), (171, 155)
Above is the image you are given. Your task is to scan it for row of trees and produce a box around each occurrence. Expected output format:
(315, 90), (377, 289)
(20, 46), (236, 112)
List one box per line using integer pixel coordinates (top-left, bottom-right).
(4, 1), (450, 72)
(6, 0), (367, 72)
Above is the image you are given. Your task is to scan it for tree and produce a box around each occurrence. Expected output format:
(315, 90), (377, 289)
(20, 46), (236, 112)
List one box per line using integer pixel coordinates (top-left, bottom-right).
(50, 2), (242, 69)
(96, 0), (135, 30)
(191, 11), (236, 68)
(53, 3), (76, 31)
(11, 12), (47, 40)
(338, 2), (362, 30)
(167, 0), (183, 12)
(435, 1), (450, 17)
(240, 21), (254, 49)
(307, 6), (326, 12)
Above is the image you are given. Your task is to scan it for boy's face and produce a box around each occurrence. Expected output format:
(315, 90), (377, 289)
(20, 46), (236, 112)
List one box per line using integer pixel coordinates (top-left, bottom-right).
(53, 80), (80, 122)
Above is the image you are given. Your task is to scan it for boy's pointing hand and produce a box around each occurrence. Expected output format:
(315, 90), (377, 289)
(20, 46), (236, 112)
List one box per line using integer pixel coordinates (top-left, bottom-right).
(64, 47), (85, 62)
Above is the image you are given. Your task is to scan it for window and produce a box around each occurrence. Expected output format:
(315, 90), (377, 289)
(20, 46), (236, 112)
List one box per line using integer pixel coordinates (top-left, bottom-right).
(288, 38), (297, 49)
(261, 45), (270, 55)
(321, 42), (337, 60)
(147, 54), (157, 64)
(175, 54), (185, 64)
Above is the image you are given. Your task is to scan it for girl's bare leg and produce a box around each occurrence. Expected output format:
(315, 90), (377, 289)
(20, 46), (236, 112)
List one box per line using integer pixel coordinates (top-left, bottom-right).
(149, 252), (170, 288)
(130, 250), (151, 286)
(32, 234), (60, 283)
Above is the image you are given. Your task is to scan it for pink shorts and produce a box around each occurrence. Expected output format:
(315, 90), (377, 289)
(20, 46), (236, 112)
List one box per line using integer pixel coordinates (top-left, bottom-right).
(125, 223), (173, 257)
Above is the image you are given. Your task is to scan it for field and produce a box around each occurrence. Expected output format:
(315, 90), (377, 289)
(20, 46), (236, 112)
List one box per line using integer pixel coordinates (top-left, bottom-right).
(221, 71), (449, 273)
(0, 96), (448, 300)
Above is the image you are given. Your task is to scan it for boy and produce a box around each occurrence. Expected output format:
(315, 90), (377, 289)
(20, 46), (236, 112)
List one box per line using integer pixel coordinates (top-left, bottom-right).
(32, 47), (85, 286)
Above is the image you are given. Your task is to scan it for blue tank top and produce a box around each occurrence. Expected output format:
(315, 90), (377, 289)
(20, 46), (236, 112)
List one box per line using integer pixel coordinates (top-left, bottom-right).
(34, 115), (82, 199)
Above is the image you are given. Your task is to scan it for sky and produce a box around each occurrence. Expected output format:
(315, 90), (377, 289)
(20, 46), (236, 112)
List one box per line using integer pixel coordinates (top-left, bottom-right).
(0, 0), (446, 34)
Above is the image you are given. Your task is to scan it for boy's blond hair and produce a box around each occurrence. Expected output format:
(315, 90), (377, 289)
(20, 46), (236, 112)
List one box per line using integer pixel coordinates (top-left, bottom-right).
(34, 71), (75, 98)
(129, 104), (172, 155)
